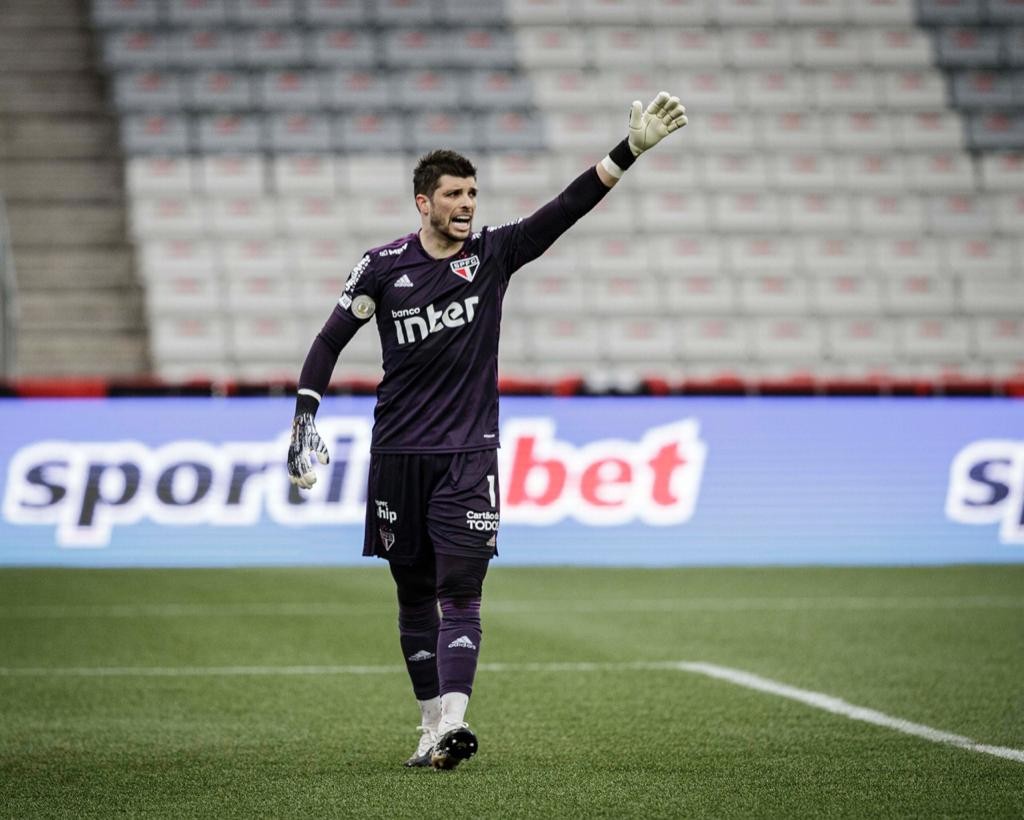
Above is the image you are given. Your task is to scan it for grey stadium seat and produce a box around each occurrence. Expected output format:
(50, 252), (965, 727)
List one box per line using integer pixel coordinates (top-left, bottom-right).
(917, 0), (985, 25)
(334, 114), (405, 152)
(268, 113), (333, 152)
(951, 70), (1015, 108)
(196, 114), (265, 153)
(121, 113), (191, 153)
(438, 0), (506, 25)
(240, 28), (308, 68)
(301, 0), (369, 25)
(466, 71), (533, 109)
(103, 30), (170, 69)
(394, 70), (462, 110)
(447, 30), (516, 69)
(987, 0), (1024, 23)
(166, 0), (228, 26)
(409, 113), (478, 153)
(187, 70), (254, 111)
(968, 112), (1024, 150)
(113, 70), (185, 110)
(934, 26), (1001, 66)
(383, 29), (443, 68)
(1005, 28), (1024, 66)
(372, 0), (434, 25)
(170, 28), (238, 69)
(322, 70), (390, 110)
(259, 70), (323, 110)
(479, 112), (545, 152)
(309, 29), (377, 68)
(229, 0), (297, 25)
(92, 0), (161, 27)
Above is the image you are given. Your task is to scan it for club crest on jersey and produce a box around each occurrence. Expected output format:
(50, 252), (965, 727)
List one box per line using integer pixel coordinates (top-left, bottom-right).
(450, 255), (480, 283)
(379, 528), (395, 551)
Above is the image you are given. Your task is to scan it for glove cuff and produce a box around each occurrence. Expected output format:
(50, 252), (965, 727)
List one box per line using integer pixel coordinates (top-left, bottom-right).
(601, 138), (638, 180)
(294, 389), (320, 419)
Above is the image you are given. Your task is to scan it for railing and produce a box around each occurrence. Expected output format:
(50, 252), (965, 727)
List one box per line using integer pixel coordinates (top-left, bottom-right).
(0, 195), (16, 379)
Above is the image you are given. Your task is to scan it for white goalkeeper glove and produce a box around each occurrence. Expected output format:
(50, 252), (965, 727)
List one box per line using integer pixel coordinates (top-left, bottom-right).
(287, 412), (329, 490)
(627, 91), (687, 156)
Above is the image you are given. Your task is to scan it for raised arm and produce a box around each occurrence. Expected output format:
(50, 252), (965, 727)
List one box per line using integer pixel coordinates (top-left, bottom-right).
(509, 91), (687, 270)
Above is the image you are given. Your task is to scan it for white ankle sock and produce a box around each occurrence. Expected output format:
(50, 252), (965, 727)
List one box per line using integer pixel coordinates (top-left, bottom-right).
(438, 692), (469, 733)
(418, 697), (441, 731)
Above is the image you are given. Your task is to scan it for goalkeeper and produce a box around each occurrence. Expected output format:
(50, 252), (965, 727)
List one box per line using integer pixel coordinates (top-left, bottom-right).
(287, 93), (687, 771)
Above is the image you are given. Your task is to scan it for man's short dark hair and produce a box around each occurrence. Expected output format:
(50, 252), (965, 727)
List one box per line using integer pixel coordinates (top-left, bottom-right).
(413, 149), (477, 198)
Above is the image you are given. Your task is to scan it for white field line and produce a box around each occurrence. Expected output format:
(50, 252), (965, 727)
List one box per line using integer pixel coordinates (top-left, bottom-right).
(1, 596), (1022, 619)
(0, 659), (1021, 765)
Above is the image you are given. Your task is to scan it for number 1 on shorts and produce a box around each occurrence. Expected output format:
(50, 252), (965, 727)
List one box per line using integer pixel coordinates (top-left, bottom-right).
(486, 475), (496, 508)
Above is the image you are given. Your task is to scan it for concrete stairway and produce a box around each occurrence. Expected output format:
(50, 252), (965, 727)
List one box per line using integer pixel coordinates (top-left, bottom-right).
(0, 0), (148, 378)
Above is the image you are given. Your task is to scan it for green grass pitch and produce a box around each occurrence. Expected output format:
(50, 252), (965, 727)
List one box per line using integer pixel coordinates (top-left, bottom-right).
(1, 565), (1022, 818)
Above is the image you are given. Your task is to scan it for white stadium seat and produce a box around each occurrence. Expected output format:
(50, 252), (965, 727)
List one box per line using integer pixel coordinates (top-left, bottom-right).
(760, 111), (826, 150)
(826, 317), (897, 360)
(298, 273), (345, 314)
(516, 27), (588, 69)
(591, 28), (654, 68)
(713, 192), (785, 232)
(786, 192), (854, 233)
(973, 318), (1024, 359)
(863, 27), (934, 67)
(506, 0), (574, 24)
(713, 0), (778, 24)
(795, 27), (863, 68)
(481, 154), (554, 194)
(601, 318), (676, 361)
(994, 194), (1024, 235)
(799, 236), (869, 276)
(580, 234), (653, 275)
(879, 69), (948, 110)
(738, 275), (811, 314)
(226, 273), (295, 314)
(639, 192), (712, 231)
(145, 274), (220, 316)
(827, 111), (897, 152)
(724, 28), (793, 68)
(869, 237), (943, 276)
(884, 274), (956, 315)
(811, 275), (883, 315)
(291, 238), (362, 276)
(665, 275), (738, 314)
(905, 152), (976, 192)
(151, 316), (228, 361)
(944, 238), (1018, 277)
(220, 238), (289, 276)
(726, 235), (800, 274)
(809, 70), (880, 110)
(926, 194), (993, 235)
(770, 153), (840, 191)
(587, 273), (660, 314)
(126, 156), (195, 196)
(896, 111), (965, 151)
(851, 0), (914, 24)
(780, 0), (849, 24)
(131, 196), (206, 239)
(647, 0), (709, 24)
(898, 318), (971, 361)
(139, 239), (220, 279)
(979, 154), (1024, 192)
(961, 279), (1024, 313)
(529, 317), (601, 360)
(271, 154), (338, 196)
(751, 317), (824, 361)
(208, 196), (279, 238)
(739, 69), (810, 110)
(703, 153), (771, 191)
(229, 315), (303, 360)
(197, 154), (266, 196)
(352, 193), (416, 237)
(279, 195), (347, 237)
(677, 317), (750, 359)
(855, 194), (927, 235)
(651, 235), (727, 277)
(838, 153), (907, 192)
(516, 271), (586, 314)
(653, 28), (724, 68)
(689, 112), (759, 152)
(675, 70), (740, 111)
(629, 152), (701, 192)
(531, 70), (600, 110)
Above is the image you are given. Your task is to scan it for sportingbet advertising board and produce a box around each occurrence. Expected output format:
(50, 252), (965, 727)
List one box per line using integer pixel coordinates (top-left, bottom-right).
(0, 397), (1021, 566)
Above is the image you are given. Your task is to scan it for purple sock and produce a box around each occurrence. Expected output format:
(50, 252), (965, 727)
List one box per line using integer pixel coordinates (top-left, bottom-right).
(398, 600), (440, 701)
(437, 597), (482, 697)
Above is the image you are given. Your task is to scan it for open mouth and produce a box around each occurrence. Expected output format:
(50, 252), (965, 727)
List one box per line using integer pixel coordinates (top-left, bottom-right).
(451, 214), (472, 229)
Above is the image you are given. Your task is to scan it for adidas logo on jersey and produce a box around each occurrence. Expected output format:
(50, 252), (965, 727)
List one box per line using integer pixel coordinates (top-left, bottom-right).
(394, 274), (414, 288)
(447, 635), (477, 651)
(407, 650), (435, 662)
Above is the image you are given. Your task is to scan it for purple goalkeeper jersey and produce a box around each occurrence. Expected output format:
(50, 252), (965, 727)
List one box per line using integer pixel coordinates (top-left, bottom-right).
(298, 167), (609, 453)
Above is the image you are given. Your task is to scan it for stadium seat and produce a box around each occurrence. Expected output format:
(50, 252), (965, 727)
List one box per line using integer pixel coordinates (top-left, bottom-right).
(321, 69), (389, 111)
(225, 272), (295, 315)
(409, 113), (478, 153)
(647, 0), (710, 24)
(713, 192), (785, 232)
(335, 114), (405, 152)
(809, 70), (880, 110)
(166, 0), (228, 25)
(961, 278), (1024, 313)
(884, 273), (956, 314)
(799, 236), (870, 276)
(352, 193), (415, 237)
(703, 153), (770, 191)
(170, 28), (238, 69)
(197, 154), (266, 196)
(150, 315), (229, 361)
(298, 271), (346, 313)
(587, 273), (660, 315)
(601, 318), (676, 361)
(677, 317), (750, 360)
(393, 70), (462, 110)
(259, 70), (323, 110)
(528, 317), (601, 360)
(138, 239), (220, 278)
(898, 317), (970, 360)
(926, 193), (993, 235)
(92, 0), (162, 27)
(759, 111), (825, 150)
(279, 195), (346, 237)
(127, 156), (195, 201)
(580, 234), (652, 275)
(724, 29), (793, 68)
(739, 69), (810, 110)
(515, 271), (585, 314)
(515, 27), (588, 69)
(665, 275), (738, 314)
(979, 153), (1024, 191)
(591, 28), (655, 69)
(855, 194), (927, 234)
(738, 275), (811, 314)
(811, 275), (884, 314)
(944, 237), (1018, 276)
(187, 70), (254, 111)
(532, 70), (599, 110)
(482, 154), (554, 194)
(373, 0), (434, 25)
(230, 0), (297, 25)
(897, 111), (966, 150)
(301, 0), (369, 25)
(828, 111), (897, 151)
(505, 0), (574, 25)
(852, 0), (915, 24)
(448, 30), (516, 69)
(863, 27), (934, 67)
(751, 317), (825, 361)
(145, 273), (222, 315)
(771, 153), (839, 191)
(780, 0), (849, 23)
(934, 26), (1001, 67)
(240, 28), (307, 68)
(973, 317), (1024, 359)
(271, 154), (337, 195)
(713, 0), (778, 24)
(1004, 28), (1024, 65)
(917, 0), (985, 25)
(837, 153), (907, 191)
(308, 29), (377, 68)
(787, 192), (855, 232)
(195, 114), (264, 153)
(208, 196), (279, 237)
(675, 71), (740, 111)
(989, 0), (1024, 22)
(220, 238), (289, 275)
(691, 112), (759, 151)
(103, 30), (171, 69)
(654, 28), (724, 68)
(544, 112), (614, 151)
(651, 234), (726, 277)
(130, 196), (206, 239)
(113, 70), (184, 111)
(640, 192), (712, 231)
(951, 70), (1015, 109)
(291, 237), (363, 276)
(868, 236), (943, 274)
(879, 69), (948, 110)
(795, 27), (864, 68)
(479, 112), (544, 152)
(726, 235), (799, 274)
(466, 71), (534, 110)
(967, 112), (1024, 151)
(438, 0), (506, 25)
(826, 317), (897, 360)
(229, 315), (303, 360)
(905, 152), (976, 192)
(268, 113), (333, 152)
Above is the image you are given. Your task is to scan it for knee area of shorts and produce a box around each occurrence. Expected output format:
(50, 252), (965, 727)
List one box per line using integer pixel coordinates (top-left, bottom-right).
(436, 570), (484, 601)
(439, 595), (482, 623)
(398, 599), (440, 632)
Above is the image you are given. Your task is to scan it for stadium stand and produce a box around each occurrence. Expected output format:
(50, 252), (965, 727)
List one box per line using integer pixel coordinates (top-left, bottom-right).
(5, 0), (1020, 389)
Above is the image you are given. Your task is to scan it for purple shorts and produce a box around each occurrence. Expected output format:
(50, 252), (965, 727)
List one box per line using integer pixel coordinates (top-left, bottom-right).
(363, 450), (500, 565)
